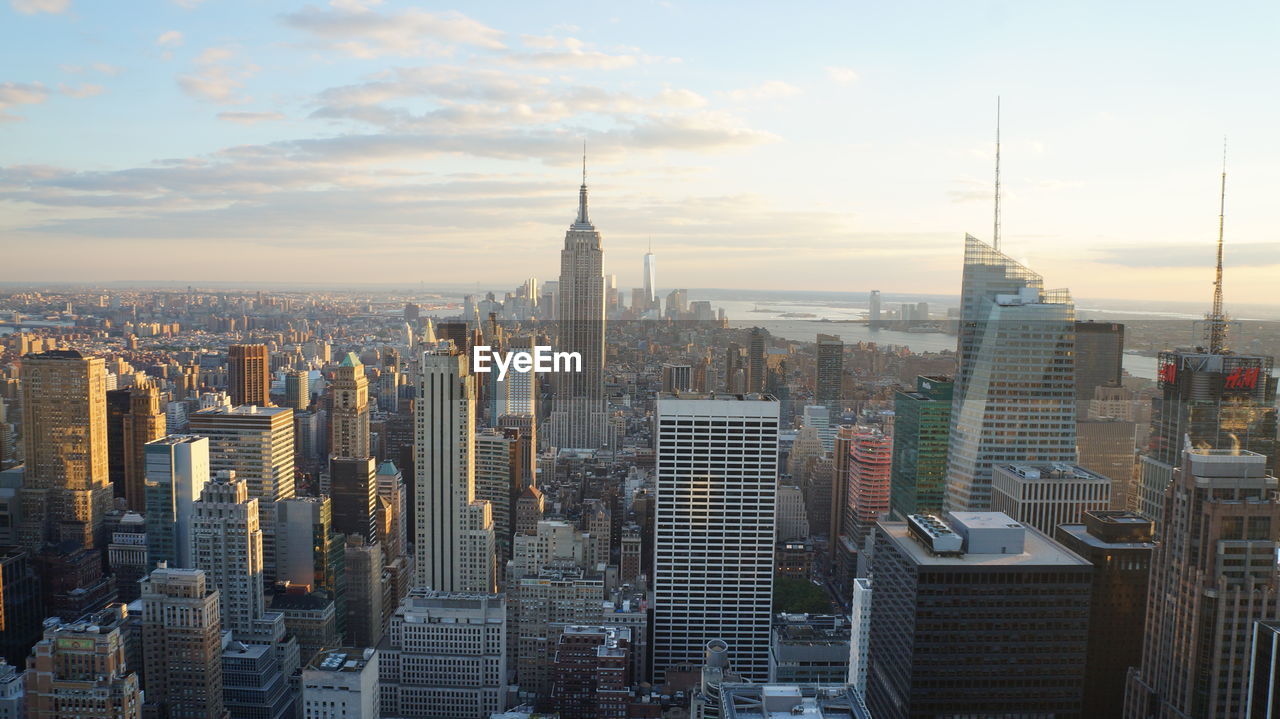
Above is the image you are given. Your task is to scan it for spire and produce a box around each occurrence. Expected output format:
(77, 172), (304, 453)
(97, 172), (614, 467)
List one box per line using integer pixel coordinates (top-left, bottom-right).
(1207, 137), (1229, 354)
(993, 96), (1002, 252)
(575, 140), (591, 227)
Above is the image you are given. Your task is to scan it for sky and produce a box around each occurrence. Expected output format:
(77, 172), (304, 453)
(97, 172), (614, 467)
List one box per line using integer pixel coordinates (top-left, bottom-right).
(2, 1), (1280, 305)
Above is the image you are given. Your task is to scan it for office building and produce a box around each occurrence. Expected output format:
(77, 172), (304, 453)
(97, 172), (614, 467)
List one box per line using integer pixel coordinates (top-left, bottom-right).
(414, 345), (496, 592)
(1249, 621), (1280, 719)
(1077, 417), (1138, 510)
(1137, 350), (1277, 523)
(284, 369), (309, 412)
(275, 496), (346, 636)
(302, 648), (380, 719)
(990, 462), (1111, 536)
(746, 328), (766, 394)
(714, 684), (872, 719)
(661, 364), (693, 394)
(378, 590), (508, 719)
(890, 376), (952, 519)
(947, 236), (1076, 511)
(108, 381), (166, 512)
(329, 352), (370, 460)
(848, 578), (871, 695)
(0, 549), (42, 667)
(815, 334), (843, 415)
(343, 535), (383, 649)
(868, 290), (881, 329)
(192, 471), (264, 639)
(140, 567), (228, 719)
(329, 456), (377, 543)
(475, 428), (517, 565)
(220, 637), (295, 719)
(18, 349), (114, 549)
(643, 248), (657, 305)
(107, 513), (149, 603)
(768, 614), (850, 685)
(1126, 447), (1280, 719)
(143, 435), (210, 569)
(1074, 321), (1124, 418)
(653, 393), (779, 683)
(227, 344), (270, 407)
(548, 625), (631, 719)
(1055, 511), (1153, 719)
(847, 429), (891, 545)
(0, 661), (22, 719)
(548, 170), (610, 451)
(866, 512), (1092, 719)
(24, 606), (142, 719)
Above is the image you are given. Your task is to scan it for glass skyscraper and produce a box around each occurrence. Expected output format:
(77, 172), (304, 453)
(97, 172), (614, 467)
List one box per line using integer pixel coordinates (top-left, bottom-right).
(945, 235), (1076, 511)
(890, 375), (953, 519)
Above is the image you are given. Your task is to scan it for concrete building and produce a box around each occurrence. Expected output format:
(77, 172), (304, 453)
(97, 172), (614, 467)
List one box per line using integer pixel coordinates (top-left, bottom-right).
(776, 485), (809, 541)
(227, 344), (270, 408)
(329, 353), (370, 460)
(107, 381), (166, 512)
(140, 567), (227, 719)
(329, 456), (377, 543)
(548, 625), (631, 719)
(378, 590), (507, 719)
(107, 512), (149, 603)
(24, 606), (142, 719)
(715, 684), (872, 719)
(990, 462), (1111, 536)
(1126, 447), (1280, 718)
(866, 512), (1092, 719)
(302, 648), (380, 719)
(343, 535), (384, 649)
(847, 429), (891, 545)
(283, 369), (309, 412)
(192, 471), (264, 638)
(848, 578), (871, 695)
(768, 614), (850, 685)
(653, 393), (779, 683)
(1077, 417), (1138, 510)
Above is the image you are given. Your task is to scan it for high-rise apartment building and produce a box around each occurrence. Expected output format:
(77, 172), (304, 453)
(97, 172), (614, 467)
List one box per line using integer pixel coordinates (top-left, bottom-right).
(653, 393), (779, 683)
(329, 352), (369, 460)
(227, 344), (270, 407)
(414, 345), (496, 592)
(24, 606), (141, 719)
(1075, 321), (1124, 418)
(847, 430), (892, 546)
(379, 590), (508, 719)
(1126, 447), (1280, 719)
(143, 435), (210, 569)
(1055, 511), (1153, 719)
(19, 349), (114, 549)
(549, 172), (609, 450)
(815, 334), (843, 415)
(866, 512), (1092, 719)
(140, 567), (228, 719)
(192, 471), (264, 639)
(890, 376), (952, 519)
(946, 236), (1076, 512)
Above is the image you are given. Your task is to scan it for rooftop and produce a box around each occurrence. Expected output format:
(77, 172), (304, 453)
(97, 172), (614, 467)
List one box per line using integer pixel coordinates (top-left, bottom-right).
(307, 648), (375, 673)
(882, 517), (1091, 568)
(719, 684), (872, 719)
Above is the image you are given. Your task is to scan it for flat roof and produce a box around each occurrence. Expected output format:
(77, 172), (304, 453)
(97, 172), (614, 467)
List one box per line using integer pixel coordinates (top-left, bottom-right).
(879, 521), (1091, 568)
(1056, 524), (1155, 551)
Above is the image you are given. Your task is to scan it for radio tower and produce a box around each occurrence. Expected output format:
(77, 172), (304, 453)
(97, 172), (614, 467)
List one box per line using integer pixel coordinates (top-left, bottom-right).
(1207, 139), (1229, 354)
(993, 97), (1002, 251)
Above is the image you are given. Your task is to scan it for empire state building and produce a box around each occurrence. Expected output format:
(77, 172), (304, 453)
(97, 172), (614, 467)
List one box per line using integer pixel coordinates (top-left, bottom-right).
(548, 163), (610, 450)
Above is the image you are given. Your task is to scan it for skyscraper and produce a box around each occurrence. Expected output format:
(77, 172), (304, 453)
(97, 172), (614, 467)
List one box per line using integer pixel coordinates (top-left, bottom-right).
(143, 434), (211, 569)
(141, 566), (228, 719)
(946, 236), (1076, 511)
(1074, 321), (1124, 418)
(815, 334), (843, 416)
(868, 290), (881, 329)
(847, 429), (892, 546)
(284, 369), (309, 412)
(329, 352), (370, 460)
(414, 344), (496, 592)
(1126, 447), (1280, 718)
(746, 328), (767, 394)
(653, 393), (779, 683)
(19, 349), (113, 549)
(228, 344), (270, 407)
(549, 164), (609, 450)
(890, 376), (952, 519)
(192, 471), (264, 639)
(866, 512), (1092, 719)
(643, 244), (657, 303)
(108, 380), (166, 512)
(329, 456), (377, 543)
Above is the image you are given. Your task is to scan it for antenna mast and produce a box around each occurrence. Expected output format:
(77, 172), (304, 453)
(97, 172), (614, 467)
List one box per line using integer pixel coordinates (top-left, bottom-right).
(1207, 138), (1228, 353)
(993, 96), (1002, 252)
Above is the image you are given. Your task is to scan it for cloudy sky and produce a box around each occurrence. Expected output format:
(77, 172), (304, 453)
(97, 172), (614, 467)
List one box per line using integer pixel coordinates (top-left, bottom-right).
(3, 1), (1280, 304)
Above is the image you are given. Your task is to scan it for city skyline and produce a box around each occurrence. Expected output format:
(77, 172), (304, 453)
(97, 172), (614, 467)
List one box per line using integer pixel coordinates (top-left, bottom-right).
(4, 2), (1280, 303)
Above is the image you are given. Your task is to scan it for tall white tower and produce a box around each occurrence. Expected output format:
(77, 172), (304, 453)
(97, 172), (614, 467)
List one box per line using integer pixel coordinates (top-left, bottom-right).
(652, 392), (779, 683)
(191, 470), (264, 638)
(414, 343), (496, 592)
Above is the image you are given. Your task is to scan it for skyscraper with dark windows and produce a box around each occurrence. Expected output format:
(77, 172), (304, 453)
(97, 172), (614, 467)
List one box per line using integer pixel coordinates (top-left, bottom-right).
(945, 235), (1076, 512)
(548, 167), (609, 450)
(1074, 320), (1124, 418)
(890, 376), (952, 519)
(815, 334), (843, 416)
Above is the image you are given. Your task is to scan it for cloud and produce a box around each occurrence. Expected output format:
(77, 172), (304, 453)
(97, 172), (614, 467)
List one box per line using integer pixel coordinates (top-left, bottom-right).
(281, 4), (504, 58)
(92, 63), (123, 76)
(0, 81), (49, 121)
(58, 83), (104, 98)
(724, 81), (802, 102)
(825, 66), (859, 84)
(218, 111), (286, 124)
(157, 30), (185, 47)
(10, 0), (70, 14)
(505, 36), (671, 70)
(177, 47), (257, 104)
(1094, 242), (1280, 268)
